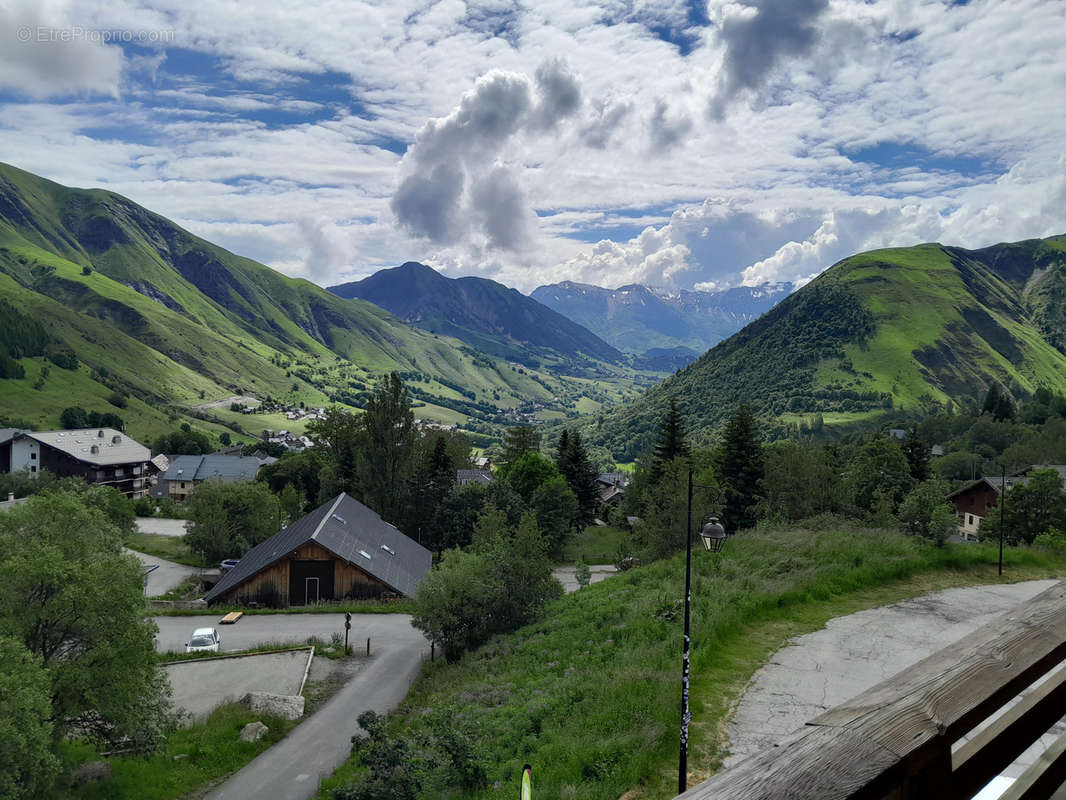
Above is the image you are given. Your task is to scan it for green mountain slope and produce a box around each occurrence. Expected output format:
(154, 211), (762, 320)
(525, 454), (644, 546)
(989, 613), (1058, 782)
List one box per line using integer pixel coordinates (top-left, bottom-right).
(0, 163), (648, 443)
(329, 262), (623, 368)
(592, 236), (1066, 459)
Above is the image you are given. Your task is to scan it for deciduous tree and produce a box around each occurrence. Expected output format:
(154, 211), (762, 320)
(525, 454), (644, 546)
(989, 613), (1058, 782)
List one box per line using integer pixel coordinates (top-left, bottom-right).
(0, 492), (174, 750)
(185, 480), (279, 563)
(0, 636), (59, 800)
(898, 480), (957, 546)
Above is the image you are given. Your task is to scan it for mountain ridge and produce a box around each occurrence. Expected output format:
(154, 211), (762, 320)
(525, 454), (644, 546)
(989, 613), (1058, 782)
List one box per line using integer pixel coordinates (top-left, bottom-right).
(589, 235), (1066, 459)
(0, 162), (641, 442)
(530, 279), (793, 355)
(328, 262), (624, 368)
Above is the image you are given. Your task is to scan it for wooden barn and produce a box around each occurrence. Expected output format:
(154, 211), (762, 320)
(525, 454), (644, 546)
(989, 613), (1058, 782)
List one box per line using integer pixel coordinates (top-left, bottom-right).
(204, 492), (431, 607)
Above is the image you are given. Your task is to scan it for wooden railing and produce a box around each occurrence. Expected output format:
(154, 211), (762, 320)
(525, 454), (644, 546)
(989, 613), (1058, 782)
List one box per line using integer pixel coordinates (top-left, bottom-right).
(679, 581), (1066, 800)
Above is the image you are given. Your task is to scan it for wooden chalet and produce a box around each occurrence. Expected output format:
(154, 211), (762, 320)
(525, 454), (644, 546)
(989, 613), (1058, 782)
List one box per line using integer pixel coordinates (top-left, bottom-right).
(204, 492), (431, 607)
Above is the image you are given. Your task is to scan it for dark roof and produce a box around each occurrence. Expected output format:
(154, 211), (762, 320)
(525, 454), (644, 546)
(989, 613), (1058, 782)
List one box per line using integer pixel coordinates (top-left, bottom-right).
(946, 475), (1026, 500)
(456, 469), (492, 485)
(205, 492), (431, 602)
(163, 454), (275, 482)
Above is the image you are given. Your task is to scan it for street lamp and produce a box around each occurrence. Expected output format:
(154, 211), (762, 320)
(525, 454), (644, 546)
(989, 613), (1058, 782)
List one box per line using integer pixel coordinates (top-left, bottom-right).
(679, 469), (726, 795)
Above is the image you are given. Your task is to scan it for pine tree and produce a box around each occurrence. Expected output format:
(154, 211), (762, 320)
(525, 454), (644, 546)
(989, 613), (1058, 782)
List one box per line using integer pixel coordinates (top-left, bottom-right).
(503, 425), (541, 464)
(982, 383), (1002, 417)
(404, 435), (455, 546)
(719, 404), (764, 532)
(994, 389), (1016, 422)
(901, 427), (932, 482)
(651, 398), (690, 478)
(555, 429), (600, 528)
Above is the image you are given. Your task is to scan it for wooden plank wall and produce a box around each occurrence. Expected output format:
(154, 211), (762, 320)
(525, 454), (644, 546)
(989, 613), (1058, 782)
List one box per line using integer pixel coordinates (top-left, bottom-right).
(677, 582), (1066, 800)
(220, 541), (387, 606)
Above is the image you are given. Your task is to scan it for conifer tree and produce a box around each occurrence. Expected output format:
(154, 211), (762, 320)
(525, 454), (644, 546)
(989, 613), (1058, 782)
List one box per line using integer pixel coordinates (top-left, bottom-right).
(651, 398), (690, 479)
(555, 429), (600, 528)
(718, 404), (764, 532)
(503, 425), (541, 464)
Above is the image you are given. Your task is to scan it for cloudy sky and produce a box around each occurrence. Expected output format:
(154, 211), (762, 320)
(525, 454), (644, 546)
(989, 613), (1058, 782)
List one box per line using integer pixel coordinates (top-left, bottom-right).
(1, 0), (1064, 293)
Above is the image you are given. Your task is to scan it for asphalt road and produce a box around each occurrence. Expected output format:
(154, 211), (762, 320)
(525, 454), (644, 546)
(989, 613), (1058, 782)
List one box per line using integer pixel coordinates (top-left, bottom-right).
(186, 614), (428, 800)
(552, 564), (617, 593)
(726, 580), (1062, 791)
(127, 548), (199, 597)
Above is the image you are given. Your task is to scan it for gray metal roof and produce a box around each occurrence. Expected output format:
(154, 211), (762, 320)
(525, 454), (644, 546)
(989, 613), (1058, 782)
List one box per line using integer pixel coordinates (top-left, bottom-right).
(162, 454), (274, 482)
(0, 428), (23, 445)
(22, 428), (150, 466)
(205, 492), (431, 602)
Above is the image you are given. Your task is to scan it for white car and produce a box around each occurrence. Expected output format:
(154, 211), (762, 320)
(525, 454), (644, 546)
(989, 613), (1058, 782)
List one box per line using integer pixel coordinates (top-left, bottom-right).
(185, 627), (221, 653)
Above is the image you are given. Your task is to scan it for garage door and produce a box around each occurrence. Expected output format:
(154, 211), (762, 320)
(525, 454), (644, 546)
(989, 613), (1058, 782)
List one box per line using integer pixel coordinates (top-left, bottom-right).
(289, 560), (334, 605)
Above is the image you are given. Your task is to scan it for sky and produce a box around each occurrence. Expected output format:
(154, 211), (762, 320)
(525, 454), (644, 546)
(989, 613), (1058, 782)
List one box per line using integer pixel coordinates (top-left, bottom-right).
(0, 0), (1064, 294)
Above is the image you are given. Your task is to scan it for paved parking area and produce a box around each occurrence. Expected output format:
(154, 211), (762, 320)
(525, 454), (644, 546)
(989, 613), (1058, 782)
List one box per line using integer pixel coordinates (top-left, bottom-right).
(726, 580), (1062, 785)
(153, 613), (417, 656)
(164, 649), (312, 721)
(136, 517), (189, 537)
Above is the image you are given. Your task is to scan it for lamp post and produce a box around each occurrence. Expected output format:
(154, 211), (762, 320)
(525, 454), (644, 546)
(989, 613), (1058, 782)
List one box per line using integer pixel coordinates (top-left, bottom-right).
(679, 469), (726, 795)
(999, 464), (1006, 576)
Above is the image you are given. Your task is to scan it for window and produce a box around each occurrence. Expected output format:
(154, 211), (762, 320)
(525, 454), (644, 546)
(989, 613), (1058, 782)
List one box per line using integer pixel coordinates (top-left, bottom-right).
(30, 466), (37, 473)
(30, 452), (36, 460)
(180, 482), (186, 489)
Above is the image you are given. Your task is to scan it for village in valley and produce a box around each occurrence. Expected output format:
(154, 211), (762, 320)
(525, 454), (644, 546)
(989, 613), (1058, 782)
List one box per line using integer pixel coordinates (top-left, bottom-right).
(3, 2), (1066, 799)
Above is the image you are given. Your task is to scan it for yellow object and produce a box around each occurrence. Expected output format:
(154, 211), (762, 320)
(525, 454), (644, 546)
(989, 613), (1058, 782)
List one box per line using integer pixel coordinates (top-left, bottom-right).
(521, 767), (531, 800)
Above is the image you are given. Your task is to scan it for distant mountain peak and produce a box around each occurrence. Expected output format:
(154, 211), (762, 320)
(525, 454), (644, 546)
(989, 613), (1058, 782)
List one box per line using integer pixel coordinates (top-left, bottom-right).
(328, 265), (623, 367)
(530, 279), (795, 355)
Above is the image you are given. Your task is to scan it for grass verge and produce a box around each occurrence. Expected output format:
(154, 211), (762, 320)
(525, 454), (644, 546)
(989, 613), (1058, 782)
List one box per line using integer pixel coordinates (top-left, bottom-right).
(126, 532), (202, 567)
(60, 704), (298, 800)
(159, 635), (350, 664)
(316, 526), (1066, 800)
(559, 525), (629, 565)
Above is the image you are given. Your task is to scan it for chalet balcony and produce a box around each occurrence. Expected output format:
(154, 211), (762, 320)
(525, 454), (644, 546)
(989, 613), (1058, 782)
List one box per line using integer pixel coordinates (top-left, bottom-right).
(678, 582), (1066, 800)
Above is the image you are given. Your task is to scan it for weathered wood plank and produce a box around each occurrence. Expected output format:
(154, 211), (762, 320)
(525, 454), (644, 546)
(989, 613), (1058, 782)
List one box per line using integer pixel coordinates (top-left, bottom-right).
(674, 583), (1066, 800)
(952, 666), (1066, 799)
(676, 726), (902, 800)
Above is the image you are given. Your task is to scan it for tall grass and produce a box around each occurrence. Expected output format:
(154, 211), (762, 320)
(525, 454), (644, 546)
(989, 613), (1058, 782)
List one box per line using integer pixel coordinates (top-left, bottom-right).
(60, 704), (297, 800)
(319, 525), (1066, 800)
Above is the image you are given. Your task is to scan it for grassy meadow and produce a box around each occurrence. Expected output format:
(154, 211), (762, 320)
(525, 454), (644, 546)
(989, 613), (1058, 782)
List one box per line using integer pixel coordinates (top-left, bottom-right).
(319, 525), (1066, 800)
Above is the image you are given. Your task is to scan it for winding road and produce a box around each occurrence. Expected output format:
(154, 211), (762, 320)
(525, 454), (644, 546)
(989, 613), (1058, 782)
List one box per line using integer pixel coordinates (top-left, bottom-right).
(157, 614), (428, 800)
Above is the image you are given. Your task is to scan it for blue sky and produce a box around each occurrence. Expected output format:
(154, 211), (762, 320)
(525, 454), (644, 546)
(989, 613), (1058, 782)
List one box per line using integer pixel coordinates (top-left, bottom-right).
(0, 0), (1063, 292)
